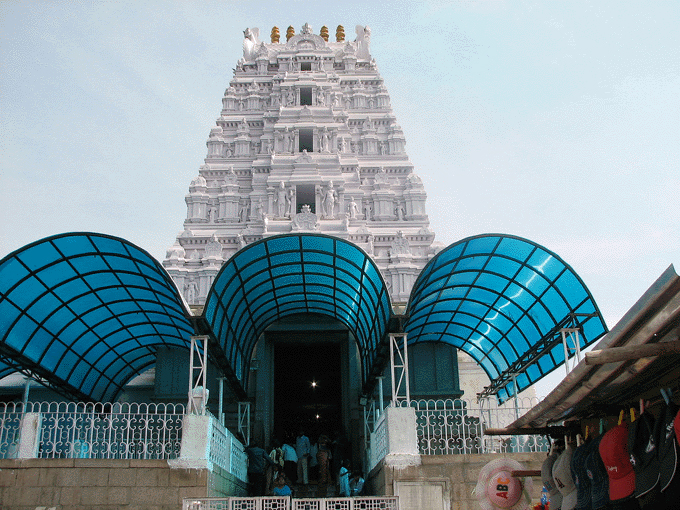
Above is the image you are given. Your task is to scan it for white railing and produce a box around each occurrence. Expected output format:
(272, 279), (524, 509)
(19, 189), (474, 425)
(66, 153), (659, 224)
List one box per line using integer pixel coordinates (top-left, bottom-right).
(368, 412), (388, 473)
(0, 401), (184, 460)
(208, 414), (248, 482)
(398, 397), (549, 455)
(183, 497), (399, 510)
(0, 403), (22, 458)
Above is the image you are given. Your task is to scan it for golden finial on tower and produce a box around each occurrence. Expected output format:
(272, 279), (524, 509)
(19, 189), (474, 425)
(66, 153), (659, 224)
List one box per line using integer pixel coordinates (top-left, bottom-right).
(271, 26), (280, 43)
(336, 25), (345, 42)
(286, 25), (295, 41)
(320, 26), (329, 42)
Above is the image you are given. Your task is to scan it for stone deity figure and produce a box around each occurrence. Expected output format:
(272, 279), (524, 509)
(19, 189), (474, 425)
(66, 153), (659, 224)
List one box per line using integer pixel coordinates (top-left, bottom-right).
(367, 234), (374, 255)
(287, 89), (295, 106)
(288, 130), (296, 153)
(320, 128), (330, 152)
(317, 91), (326, 106)
(226, 165), (237, 184)
(339, 138), (347, 153)
(185, 279), (198, 303)
(322, 182), (337, 219)
(363, 202), (372, 221)
(239, 201), (248, 223)
(256, 199), (265, 221)
(282, 128), (290, 153)
(347, 197), (360, 220)
(396, 203), (405, 221)
(375, 166), (389, 184)
(286, 188), (295, 217)
(355, 26), (371, 60)
(276, 181), (287, 217)
(242, 28), (260, 62)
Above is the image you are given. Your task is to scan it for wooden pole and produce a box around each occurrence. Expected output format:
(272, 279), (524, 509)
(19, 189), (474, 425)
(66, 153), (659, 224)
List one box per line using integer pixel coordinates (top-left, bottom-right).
(585, 340), (680, 365)
(484, 425), (574, 436)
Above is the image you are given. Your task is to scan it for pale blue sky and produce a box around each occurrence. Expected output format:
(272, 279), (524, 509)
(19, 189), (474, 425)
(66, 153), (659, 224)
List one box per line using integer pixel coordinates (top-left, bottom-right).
(1, 1), (679, 337)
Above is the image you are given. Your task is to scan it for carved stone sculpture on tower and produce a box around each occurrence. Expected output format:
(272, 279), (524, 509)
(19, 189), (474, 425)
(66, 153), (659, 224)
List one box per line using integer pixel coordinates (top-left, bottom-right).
(286, 188), (295, 217)
(390, 231), (410, 256)
(322, 182), (337, 219)
(276, 181), (287, 218)
(355, 26), (371, 60)
(185, 278), (198, 304)
(348, 197), (360, 220)
(205, 234), (223, 258)
(242, 28), (260, 62)
(320, 128), (330, 152)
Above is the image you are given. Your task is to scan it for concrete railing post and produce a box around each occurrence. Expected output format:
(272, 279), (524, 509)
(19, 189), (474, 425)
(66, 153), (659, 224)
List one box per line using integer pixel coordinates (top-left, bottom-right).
(369, 406), (421, 472)
(383, 406), (421, 467)
(17, 412), (42, 459)
(168, 414), (214, 470)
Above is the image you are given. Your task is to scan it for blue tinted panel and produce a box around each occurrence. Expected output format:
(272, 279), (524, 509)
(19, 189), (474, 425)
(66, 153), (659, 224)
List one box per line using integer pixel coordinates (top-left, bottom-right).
(528, 250), (563, 280)
(105, 255), (141, 274)
(497, 237), (534, 261)
(19, 242), (63, 271)
(268, 235), (300, 253)
(37, 261), (78, 288)
(0, 257), (31, 290)
(51, 236), (95, 257)
(0, 299), (22, 332)
(556, 271), (588, 306)
(27, 293), (62, 323)
(301, 235), (333, 252)
(11, 277), (48, 309)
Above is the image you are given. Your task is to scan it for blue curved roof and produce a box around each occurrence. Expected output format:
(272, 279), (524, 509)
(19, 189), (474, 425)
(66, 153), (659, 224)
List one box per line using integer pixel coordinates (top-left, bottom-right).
(204, 234), (392, 389)
(0, 233), (195, 401)
(405, 234), (608, 401)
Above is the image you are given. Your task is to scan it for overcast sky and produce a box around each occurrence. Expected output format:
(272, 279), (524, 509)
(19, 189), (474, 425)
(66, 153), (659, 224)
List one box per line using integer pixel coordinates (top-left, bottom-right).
(2, 1), (678, 344)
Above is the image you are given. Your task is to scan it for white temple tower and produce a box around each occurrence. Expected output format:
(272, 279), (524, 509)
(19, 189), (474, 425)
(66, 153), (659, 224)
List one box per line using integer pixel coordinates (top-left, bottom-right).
(163, 23), (441, 306)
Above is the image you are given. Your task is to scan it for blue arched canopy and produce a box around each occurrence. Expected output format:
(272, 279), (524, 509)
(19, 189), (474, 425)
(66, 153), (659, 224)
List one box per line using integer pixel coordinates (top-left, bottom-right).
(204, 234), (392, 389)
(0, 232), (608, 404)
(405, 234), (608, 401)
(0, 233), (195, 401)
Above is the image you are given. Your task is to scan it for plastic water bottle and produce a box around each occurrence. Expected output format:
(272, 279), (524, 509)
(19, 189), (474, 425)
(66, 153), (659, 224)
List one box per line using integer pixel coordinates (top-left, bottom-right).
(540, 485), (549, 509)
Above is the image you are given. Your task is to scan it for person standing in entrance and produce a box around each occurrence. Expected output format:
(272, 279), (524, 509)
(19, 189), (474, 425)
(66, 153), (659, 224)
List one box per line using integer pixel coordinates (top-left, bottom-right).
(281, 437), (298, 483)
(246, 441), (274, 496)
(316, 434), (332, 485)
(295, 428), (311, 485)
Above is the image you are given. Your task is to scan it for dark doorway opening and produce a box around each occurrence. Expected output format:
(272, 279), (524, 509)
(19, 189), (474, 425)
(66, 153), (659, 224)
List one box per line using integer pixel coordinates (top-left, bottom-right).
(300, 87), (312, 105)
(295, 184), (315, 214)
(299, 128), (314, 152)
(273, 341), (341, 442)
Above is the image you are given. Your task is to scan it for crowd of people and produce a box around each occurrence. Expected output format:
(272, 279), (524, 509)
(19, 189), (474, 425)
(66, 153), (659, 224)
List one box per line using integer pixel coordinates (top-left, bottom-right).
(245, 428), (365, 498)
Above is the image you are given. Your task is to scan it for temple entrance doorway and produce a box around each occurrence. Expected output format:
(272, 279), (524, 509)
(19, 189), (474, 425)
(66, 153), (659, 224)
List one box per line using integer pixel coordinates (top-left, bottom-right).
(254, 314), (364, 468)
(273, 339), (341, 442)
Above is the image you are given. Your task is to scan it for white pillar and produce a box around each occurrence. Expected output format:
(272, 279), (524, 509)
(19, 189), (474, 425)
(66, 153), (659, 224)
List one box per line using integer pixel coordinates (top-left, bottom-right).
(17, 412), (42, 459)
(382, 406), (421, 468)
(168, 414), (214, 470)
